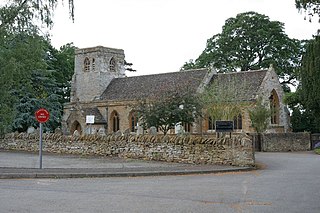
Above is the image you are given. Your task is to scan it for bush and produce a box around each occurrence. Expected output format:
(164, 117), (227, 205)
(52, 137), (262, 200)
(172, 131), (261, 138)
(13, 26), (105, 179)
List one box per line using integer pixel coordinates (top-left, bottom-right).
(314, 142), (320, 154)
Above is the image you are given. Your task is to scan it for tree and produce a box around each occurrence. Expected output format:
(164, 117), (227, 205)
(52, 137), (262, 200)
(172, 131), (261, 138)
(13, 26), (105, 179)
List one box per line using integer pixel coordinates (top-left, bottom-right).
(201, 73), (250, 122)
(135, 91), (202, 135)
(182, 12), (303, 89)
(295, 0), (320, 22)
(48, 43), (75, 104)
(299, 36), (320, 132)
(249, 97), (270, 151)
(0, 0), (74, 32)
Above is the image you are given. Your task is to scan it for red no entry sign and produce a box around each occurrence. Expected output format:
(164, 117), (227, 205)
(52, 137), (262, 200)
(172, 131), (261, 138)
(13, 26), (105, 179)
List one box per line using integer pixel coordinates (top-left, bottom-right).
(35, 108), (50, 123)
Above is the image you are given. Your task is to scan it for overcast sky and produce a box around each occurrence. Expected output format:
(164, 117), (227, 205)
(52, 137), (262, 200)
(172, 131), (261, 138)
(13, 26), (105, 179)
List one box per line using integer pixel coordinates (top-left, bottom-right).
(50, 0), (320, 76)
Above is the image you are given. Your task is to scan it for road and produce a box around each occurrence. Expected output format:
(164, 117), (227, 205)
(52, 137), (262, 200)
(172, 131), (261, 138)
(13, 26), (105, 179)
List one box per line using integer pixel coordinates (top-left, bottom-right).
(0, 152), (319, 213)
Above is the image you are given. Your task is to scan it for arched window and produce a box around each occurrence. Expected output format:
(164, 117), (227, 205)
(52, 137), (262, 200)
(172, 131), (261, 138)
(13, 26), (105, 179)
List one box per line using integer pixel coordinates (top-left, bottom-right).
(270, 90), (280, 124)
(109, 57), (116, 72)
(111, 111), (120, 132)
(92, 58), (95, 71)
(71, 120), (82, 135)
(84, 57), (90, 72)
(208, 116), (215, 130)
(183, 122), (192, 133)
(233, 113), (242, 130)
(129, 111), (138, 132)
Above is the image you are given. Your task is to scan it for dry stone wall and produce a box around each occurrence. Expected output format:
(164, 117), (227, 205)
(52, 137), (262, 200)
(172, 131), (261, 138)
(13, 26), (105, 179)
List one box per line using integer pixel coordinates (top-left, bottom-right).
(0, 133), (255, 167)
(261, 133), (310, 152)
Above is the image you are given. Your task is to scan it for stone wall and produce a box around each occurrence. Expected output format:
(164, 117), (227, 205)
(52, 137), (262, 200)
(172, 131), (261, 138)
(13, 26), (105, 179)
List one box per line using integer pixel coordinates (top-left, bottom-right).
(0, 133), (255, 167)
(252, 132), (310, 152)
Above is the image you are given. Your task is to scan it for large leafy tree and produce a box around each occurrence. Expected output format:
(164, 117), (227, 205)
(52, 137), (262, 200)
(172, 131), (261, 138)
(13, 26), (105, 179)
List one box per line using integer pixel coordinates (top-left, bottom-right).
(135, 91), (202, 135)
(47, 43), (75, 104)
(0, 0), (75, 135)
(182, 12), (303, 89)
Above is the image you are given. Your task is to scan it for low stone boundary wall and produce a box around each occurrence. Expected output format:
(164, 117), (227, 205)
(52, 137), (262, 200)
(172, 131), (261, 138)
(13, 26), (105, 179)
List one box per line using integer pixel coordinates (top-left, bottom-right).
(252, 132), (310, 152)
(0, 133), (255, 167)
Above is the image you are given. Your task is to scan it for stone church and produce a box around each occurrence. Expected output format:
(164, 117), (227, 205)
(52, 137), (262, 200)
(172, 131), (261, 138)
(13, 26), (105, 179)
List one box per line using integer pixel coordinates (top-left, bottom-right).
(61, 46), (290, 135)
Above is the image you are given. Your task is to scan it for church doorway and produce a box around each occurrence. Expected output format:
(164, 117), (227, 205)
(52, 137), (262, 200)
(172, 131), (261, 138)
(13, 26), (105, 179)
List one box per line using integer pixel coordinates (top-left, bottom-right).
(71, 121), (82, 135)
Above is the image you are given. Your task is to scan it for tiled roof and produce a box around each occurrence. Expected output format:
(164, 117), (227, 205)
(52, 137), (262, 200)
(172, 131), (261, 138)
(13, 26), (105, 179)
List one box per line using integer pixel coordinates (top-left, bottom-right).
(101, 69), (208, 101)
(83, 107), (107, 124)
(211, 69), (268, 101)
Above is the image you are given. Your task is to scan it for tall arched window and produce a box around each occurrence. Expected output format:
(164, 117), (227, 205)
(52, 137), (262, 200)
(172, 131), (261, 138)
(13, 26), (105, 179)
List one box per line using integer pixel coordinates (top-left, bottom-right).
(84, 57), (90, 72)
(270, 90), (280, 124)
(183, 122), (192, 133)
(208, 116), (215, 130)
(109, 57), (116, 72)
(233, 113), (242, 130)
(129, 111), (138, 132)
(111, 111), (120, 132)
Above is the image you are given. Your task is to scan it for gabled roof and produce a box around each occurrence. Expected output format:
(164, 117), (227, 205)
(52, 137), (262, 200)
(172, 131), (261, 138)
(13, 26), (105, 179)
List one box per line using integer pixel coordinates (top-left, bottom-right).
(83, 107), (107, 124)
(101, 69), (208, 101)
(100, 68), (268, 102)
(211, 69), (268, 102)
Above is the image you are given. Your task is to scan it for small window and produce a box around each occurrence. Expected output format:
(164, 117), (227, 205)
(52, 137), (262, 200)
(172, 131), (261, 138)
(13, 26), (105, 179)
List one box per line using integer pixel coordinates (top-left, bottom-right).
(208, 116), (215, 130)
(84, 57), (90, 72)
(110, 57), (116, 72)
(129, 111), (138, 132)
(92, 58), (95, 71)
(111, 111), (120, 132)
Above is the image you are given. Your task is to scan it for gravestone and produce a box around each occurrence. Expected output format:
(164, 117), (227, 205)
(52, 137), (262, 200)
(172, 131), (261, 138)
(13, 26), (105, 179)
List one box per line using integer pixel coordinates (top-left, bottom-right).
(55, 127), (62, 135)
(137, 126), (144, 135)
(73, 130), (80, 137)
(123, 128), (131, 137)
(149, 126), (157, 136)
(27, 126), (35, 134)
(98, 127), (106, 136)
(175, 123), (184, 135)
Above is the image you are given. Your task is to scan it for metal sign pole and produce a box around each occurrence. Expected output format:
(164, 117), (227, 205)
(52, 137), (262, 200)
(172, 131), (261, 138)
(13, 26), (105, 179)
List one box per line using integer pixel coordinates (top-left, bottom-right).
(39, 123), (43, 169)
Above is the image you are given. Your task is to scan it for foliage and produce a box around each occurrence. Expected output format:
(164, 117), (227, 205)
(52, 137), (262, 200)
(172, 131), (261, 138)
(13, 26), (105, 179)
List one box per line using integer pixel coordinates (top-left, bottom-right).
(47, 43), (75, 104)
(297, 36), (320, 132)
(134, 91), (203, 135)
(182, 12), (303, 89)
(201, 74), (249, 121)
(249, 97), (270, 134)
(295, 0), (320, 22)
(0, 0), (74, 32)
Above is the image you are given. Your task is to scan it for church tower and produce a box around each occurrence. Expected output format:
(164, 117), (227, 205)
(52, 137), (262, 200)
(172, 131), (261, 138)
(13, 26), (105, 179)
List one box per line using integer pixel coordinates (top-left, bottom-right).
(70, 46), (126, 102)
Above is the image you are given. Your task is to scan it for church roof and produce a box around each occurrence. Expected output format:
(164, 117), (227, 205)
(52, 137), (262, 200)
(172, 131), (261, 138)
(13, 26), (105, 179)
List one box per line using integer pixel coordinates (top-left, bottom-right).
(101, 68), (268, 102)
(101, 69), (208, 101)
(211, 69), (268, 102)
(83, 107), (107, 124)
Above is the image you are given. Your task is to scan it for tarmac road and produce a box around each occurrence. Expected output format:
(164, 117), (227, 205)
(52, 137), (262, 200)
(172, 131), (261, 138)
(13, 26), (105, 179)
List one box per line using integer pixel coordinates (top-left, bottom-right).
(0, 151), (319, 212)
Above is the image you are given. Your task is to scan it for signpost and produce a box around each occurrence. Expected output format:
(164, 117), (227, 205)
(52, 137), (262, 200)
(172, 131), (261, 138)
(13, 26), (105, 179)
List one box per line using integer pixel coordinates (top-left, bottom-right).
(215, 120), (233, 138)
(35, 108), (50, 169)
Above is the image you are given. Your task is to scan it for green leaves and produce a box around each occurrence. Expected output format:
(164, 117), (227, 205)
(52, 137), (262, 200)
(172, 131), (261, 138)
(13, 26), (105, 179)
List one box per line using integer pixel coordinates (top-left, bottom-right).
(298, 36), (320, 132)
(295, 0), (320, 22)
(249, 97), (270, 134)
(182, 12), (303, 90)
(135, 91), (202, 135)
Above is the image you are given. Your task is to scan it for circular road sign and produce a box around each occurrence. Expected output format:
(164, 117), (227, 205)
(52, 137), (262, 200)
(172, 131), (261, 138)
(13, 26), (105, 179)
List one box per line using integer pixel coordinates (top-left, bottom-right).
(35, 108), (50, 123)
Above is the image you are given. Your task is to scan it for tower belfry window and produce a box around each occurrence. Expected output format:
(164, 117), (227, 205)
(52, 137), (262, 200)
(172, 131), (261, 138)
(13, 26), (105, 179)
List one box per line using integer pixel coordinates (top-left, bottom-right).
(92, 58), (95, 71)
(110, 57), (116, 72)
(84, 57), (90, 72)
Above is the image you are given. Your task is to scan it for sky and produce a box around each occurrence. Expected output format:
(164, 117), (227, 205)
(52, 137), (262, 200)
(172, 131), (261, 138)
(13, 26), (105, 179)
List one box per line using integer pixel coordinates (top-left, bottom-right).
(50, 0), (320, 77)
